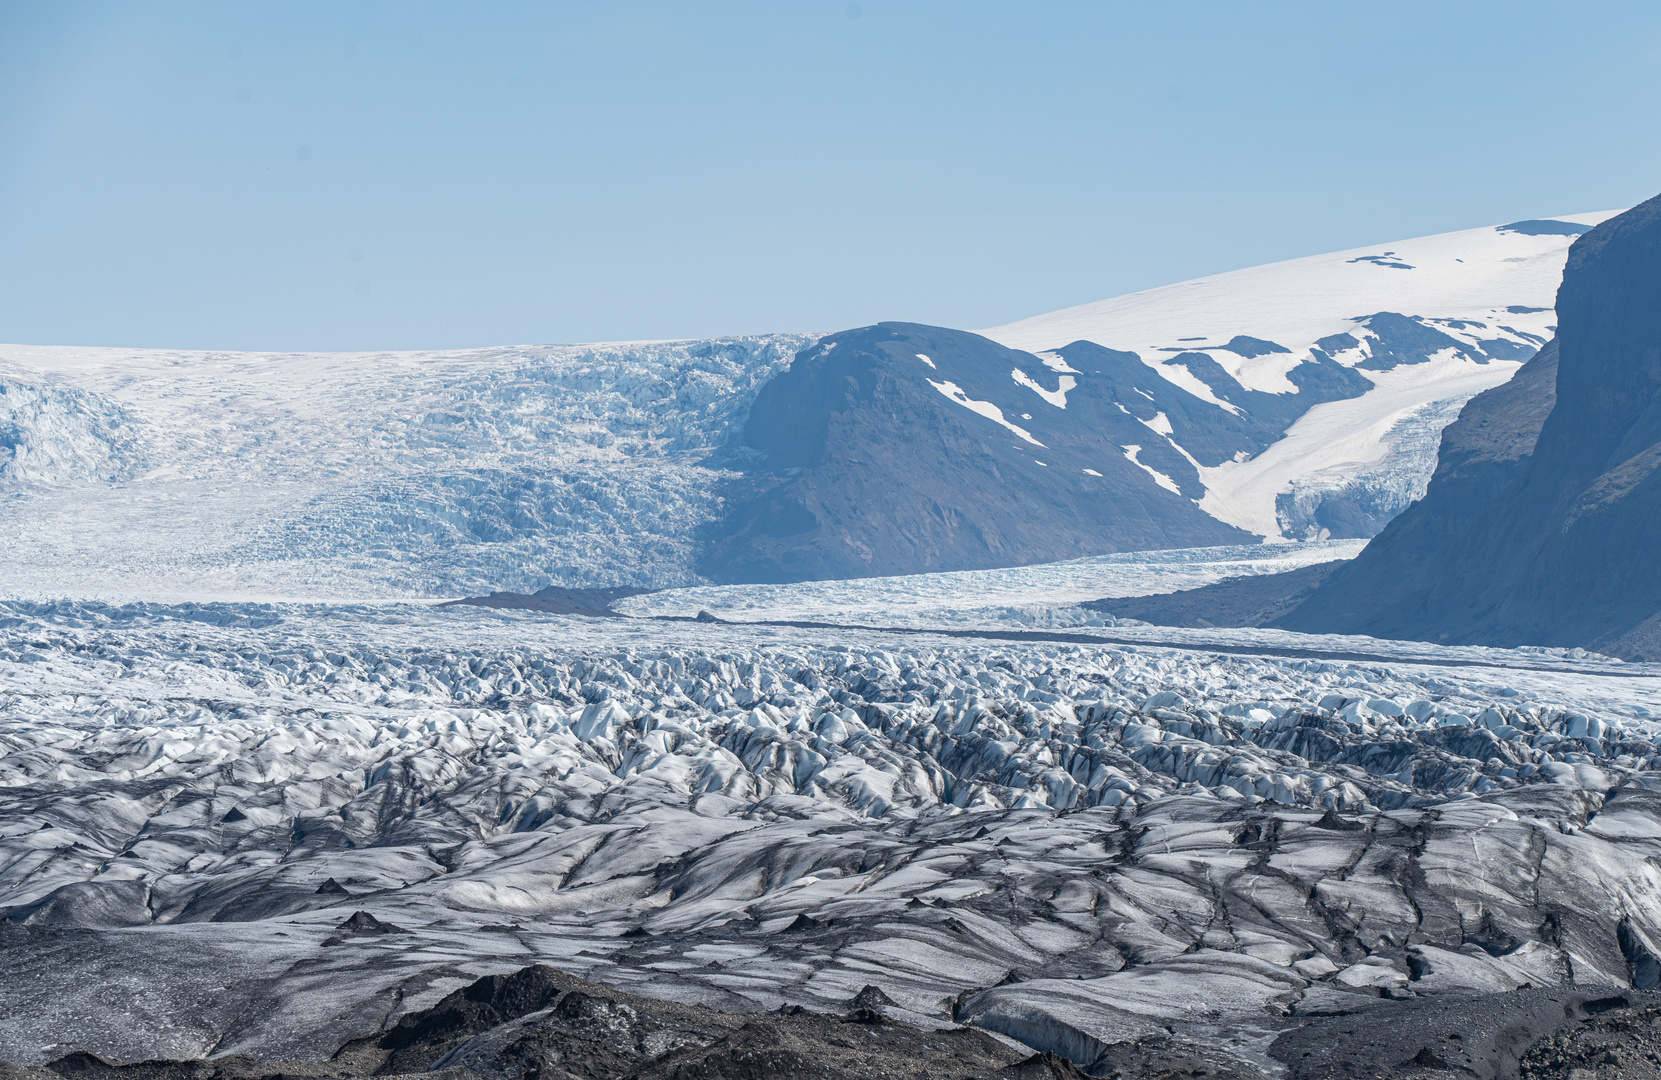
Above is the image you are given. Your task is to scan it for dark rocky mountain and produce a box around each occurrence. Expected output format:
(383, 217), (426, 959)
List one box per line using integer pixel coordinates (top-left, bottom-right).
(699, 323), (1255, 583)
(699, 322), (1404, 583)
(1281, 192), (1661, 659)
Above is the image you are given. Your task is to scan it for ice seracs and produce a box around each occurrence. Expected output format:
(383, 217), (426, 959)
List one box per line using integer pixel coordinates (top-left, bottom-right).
(2, 598), (1661, 1072)
(0, 335), (812, 600)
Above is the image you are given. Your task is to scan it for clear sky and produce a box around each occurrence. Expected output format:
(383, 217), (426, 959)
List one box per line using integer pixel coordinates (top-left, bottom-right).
(2, 1), (1659, 352)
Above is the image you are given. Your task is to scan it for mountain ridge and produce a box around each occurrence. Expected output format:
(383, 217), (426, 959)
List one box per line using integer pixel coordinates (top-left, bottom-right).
(0, 214), (1615, 596)
(1280, 193), (1661, 659)
(700, 322), (1254, 584)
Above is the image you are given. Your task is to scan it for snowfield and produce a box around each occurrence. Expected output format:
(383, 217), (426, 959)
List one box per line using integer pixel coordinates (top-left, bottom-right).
(985, 212), (1622, 539)
(4, 599), (1661, 1073)
(983, 214), (1619, 378)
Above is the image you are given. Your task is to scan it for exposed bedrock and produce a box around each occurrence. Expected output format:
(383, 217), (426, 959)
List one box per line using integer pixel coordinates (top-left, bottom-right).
(701, 323), (1253, 584)
(436, 586), (652, 617)
(1286, 191), (1661, 659)
(1081, 559), (1347, 628)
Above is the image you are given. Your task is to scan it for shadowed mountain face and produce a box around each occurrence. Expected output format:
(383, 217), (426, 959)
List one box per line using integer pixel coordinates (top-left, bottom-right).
(698, 323), (1256, 583)
(699, 305), (1547, 584)
(1282, 192), (1661, 658)
(1081, 559), (1349, 629)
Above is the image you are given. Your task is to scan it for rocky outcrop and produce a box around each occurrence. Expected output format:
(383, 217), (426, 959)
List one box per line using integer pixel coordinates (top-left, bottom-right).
(700, 323), (1254, 583)
(1082, 559), (1347, 628)
(1282, 192), (1661, 659)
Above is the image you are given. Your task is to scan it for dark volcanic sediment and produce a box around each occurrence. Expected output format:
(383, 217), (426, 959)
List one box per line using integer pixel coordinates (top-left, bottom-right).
(1270, 986), (1661, 1080)
(1081, 560), (1347, 628)
(438, 586), (653, 618)
(18, 966), (1661, 1080)
(16, 964), (1030, 1080)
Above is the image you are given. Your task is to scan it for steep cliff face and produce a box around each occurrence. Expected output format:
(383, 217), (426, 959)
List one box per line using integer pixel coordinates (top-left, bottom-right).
(1282, 193), (1661, 658)
(1275, 341), (1558, 638)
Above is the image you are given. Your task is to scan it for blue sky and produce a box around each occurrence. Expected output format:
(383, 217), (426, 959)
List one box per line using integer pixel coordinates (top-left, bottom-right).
(2, 1), (1659, 351)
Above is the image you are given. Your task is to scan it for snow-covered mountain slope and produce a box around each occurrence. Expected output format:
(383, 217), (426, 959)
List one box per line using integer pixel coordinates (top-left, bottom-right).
(3, 602), (1661, 1072)
(701, 323), (1262, 583)
(1285, 194), (1661, 661)
(0, 215), (1618, 599)
(0, 336), (811, 600)
(983, 212), (1621, 539)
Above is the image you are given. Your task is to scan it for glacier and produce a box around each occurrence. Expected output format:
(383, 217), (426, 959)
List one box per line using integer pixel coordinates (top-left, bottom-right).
(3, 597), (1661, 1075)
(7, 212), (1661, 1078)
(0, 335), (812, 601)
(0, 216), (1622, 604)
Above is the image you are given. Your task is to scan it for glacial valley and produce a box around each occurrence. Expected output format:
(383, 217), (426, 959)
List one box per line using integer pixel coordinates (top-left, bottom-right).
(3, 598), (1661, 1077)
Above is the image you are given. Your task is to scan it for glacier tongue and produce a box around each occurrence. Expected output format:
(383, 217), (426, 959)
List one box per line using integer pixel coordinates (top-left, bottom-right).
(3, 601), (1661, 1070)
(0, 335), (813, 601)
(1273, 395), (1468, 540)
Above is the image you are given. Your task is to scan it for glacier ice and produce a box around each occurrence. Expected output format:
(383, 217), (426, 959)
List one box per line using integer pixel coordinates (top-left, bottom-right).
(2, 599), (1661, 1070)
(0, 335), (814, 600)
(1274, 396), (1468, 540)
(617, 540), (1368, 628)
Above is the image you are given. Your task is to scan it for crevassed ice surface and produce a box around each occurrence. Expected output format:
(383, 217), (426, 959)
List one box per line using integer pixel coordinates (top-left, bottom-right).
(3, 601), (1661, 1072)
(0, 335), (812, 601)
